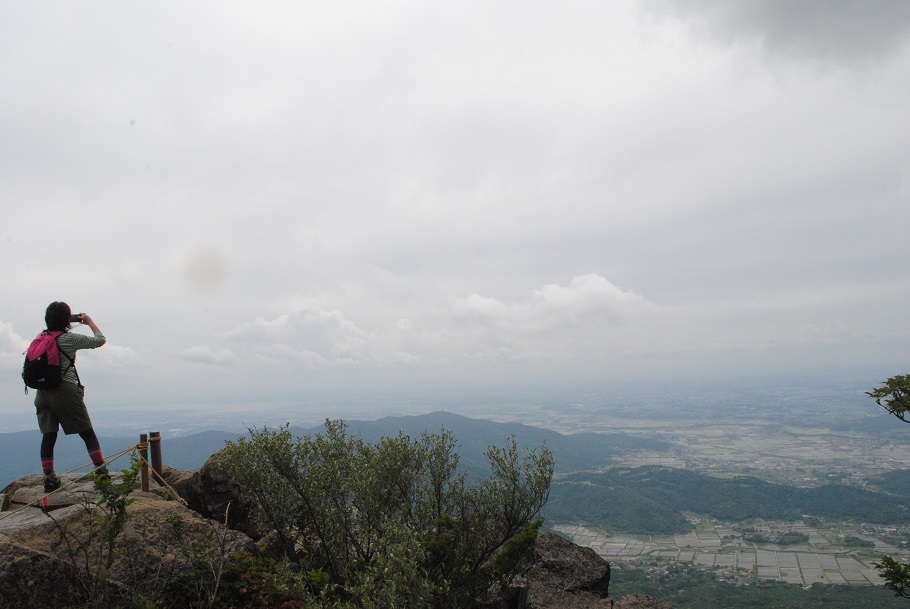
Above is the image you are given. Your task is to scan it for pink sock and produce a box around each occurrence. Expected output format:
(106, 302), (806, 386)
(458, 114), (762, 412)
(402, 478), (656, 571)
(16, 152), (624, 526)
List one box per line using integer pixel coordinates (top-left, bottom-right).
(42, 459), (54, 475)
(88, 449), (104, 467)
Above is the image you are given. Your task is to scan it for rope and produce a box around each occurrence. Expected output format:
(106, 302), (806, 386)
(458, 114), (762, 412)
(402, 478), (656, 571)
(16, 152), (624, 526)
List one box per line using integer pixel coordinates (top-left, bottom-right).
(0, 440), (188, 521)
(0, 445), (135, 522)
(133, 448), (188, 507)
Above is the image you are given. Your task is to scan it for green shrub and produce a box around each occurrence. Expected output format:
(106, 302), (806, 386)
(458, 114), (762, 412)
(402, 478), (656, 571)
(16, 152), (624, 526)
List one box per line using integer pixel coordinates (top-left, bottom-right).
(222, 419), (553, 608)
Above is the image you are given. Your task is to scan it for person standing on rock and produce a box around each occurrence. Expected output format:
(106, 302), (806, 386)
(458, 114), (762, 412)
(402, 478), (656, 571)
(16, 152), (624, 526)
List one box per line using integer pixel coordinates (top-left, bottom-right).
(34, 301), (109, 492)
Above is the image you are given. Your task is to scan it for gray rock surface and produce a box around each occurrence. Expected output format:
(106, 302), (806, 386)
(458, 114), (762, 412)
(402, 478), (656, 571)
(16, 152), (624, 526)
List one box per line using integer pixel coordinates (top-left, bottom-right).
(0, 537), (128, 608)
(0, 471), (256, 608)
(524, 531), (613, 608)
(163, 450), (260, 538)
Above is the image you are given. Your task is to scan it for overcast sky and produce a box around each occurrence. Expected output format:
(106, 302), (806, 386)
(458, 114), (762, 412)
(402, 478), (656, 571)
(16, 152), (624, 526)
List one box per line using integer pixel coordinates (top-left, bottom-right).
(2, 1), (909, 418)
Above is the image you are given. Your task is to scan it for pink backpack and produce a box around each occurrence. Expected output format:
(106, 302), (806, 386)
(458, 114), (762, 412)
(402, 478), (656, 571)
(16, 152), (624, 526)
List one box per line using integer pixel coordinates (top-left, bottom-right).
(22, 330), (72, 393)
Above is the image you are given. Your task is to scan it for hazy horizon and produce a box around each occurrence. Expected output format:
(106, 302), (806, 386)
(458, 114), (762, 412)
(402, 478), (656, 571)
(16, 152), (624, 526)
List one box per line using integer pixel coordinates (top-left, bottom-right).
(0, 370), (888, 437)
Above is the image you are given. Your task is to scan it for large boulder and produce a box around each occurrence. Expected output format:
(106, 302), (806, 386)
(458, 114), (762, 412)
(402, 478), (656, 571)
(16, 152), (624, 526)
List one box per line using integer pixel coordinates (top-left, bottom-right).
(524, 531), (612, 608)
(163, 450), (260, 539)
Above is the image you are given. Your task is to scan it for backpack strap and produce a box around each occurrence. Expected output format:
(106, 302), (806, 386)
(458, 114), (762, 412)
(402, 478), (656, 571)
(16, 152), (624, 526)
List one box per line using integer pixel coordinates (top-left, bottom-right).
(55, 336), (82, 388)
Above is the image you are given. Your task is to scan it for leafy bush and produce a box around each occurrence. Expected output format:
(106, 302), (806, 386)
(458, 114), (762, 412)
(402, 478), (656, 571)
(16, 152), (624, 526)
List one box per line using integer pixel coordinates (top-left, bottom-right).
(50, 460), (142, 608)
(216, 552), (318, 608)
(222, 419), (553, 609)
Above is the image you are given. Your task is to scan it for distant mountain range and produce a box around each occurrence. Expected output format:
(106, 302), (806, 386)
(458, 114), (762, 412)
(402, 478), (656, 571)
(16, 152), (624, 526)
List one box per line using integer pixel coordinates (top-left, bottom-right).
(5, 410), (907, 535)
(0, 411), (669, 488)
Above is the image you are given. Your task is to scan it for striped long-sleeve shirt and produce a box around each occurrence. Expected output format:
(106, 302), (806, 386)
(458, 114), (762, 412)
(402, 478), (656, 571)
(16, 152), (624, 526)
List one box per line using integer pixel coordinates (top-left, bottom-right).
(57, 329), (106, 385)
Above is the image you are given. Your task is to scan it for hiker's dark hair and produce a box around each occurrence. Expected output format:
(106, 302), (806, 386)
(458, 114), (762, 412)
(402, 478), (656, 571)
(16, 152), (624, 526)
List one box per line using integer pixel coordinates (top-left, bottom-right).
(45, 301), (72, 332)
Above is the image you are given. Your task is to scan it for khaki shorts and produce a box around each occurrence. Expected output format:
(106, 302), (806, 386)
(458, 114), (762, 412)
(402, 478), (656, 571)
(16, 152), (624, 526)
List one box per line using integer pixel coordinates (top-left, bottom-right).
(35, 381), (93, 435)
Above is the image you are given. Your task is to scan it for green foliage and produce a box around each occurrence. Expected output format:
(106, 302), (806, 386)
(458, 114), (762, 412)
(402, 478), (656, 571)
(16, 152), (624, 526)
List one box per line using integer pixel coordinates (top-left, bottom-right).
(545, 475), (691, 534)
(216, 552), (316, 607)
(91, 460), (141, 574)
(49, 459), (142, 609)
(875, 555), (910, 598)
(867, 375), (910, 423)
(870, 469), (910, 498)
(841, 535), (875, 548)
(158, 508), (238, 609)
(868, 374), (910, 598)
(221, 419), (553, 609)
(64, 599), (163, 609)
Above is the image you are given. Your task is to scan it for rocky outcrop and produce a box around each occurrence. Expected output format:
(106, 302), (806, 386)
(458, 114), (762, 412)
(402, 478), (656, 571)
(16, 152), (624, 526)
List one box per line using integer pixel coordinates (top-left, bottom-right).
(0, 537), (130, 608)
(162, 450), (260, 539)
(0, 472), (256, 608)
(1, 463), (671, 609)
(523, 531), (612, 608)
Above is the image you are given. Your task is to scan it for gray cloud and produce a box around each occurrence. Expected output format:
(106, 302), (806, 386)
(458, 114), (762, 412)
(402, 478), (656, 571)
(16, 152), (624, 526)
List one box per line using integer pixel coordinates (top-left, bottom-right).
(647, 0), (910, 63)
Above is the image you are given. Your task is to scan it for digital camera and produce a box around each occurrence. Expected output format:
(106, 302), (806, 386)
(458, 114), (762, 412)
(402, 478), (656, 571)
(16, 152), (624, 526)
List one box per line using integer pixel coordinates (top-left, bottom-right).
(69, 314), (82, 323)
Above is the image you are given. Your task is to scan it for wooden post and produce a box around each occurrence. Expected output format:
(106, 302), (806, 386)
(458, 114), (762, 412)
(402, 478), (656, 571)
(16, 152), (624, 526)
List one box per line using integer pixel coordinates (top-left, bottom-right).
(150, 431), (162, 483)
(139, 433), (149, 492)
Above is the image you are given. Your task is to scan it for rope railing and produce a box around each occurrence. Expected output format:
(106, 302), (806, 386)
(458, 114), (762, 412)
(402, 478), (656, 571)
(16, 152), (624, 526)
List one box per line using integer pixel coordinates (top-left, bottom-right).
(132, 437), (188, 507)
(0, 431), (187, 522)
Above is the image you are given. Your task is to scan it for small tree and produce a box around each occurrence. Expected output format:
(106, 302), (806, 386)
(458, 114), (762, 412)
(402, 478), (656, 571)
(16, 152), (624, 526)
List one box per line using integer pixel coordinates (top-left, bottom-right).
(868, 375), (910, 598)
(222, 419), (553, 608)
(876, 556), (910, 599)
(867, 374), (910, 422)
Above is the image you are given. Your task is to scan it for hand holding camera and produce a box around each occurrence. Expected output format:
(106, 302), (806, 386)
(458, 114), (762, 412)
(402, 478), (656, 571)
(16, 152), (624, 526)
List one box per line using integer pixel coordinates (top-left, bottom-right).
(69, 312), (99, 332)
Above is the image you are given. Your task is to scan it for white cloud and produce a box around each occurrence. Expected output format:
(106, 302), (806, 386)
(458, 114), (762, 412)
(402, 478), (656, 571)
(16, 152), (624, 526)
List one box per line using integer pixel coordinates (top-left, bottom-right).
(93, 344), (142, 369)
(179, 346), (237, 367)
(209, 275), (656, 372)
(0, 321), (28, 351)
(0, 322), (29, 372)
(222, 315), (292, 340)
(220, 307), (381, 367)
(455, 274), (656, 334)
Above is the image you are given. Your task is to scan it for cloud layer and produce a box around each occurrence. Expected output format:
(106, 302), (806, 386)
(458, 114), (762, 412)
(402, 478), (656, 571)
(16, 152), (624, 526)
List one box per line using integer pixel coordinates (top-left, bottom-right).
(1, 2), (908, 412)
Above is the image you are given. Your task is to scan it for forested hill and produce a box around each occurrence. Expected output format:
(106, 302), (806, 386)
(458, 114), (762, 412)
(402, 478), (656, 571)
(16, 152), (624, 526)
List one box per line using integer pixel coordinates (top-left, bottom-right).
(0, 411), (667, 487)
(306, 410), (669, 477)
(546, 466), (910, 534)
(870, 469), (910, 499)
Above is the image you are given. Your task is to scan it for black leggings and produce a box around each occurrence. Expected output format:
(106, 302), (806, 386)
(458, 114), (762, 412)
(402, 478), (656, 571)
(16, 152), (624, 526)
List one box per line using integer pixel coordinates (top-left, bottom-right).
(40, 428), (101, 460)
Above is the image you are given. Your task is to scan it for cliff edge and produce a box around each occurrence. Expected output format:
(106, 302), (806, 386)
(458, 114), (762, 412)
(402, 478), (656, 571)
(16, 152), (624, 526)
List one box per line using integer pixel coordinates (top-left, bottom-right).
(0, 453), (672, 609)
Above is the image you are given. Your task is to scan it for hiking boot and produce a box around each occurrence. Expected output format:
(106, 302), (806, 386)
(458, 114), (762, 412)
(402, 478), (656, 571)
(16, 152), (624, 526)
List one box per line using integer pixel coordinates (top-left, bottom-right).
(93, 465), (110, 481)
(44, 472), (61, 492)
